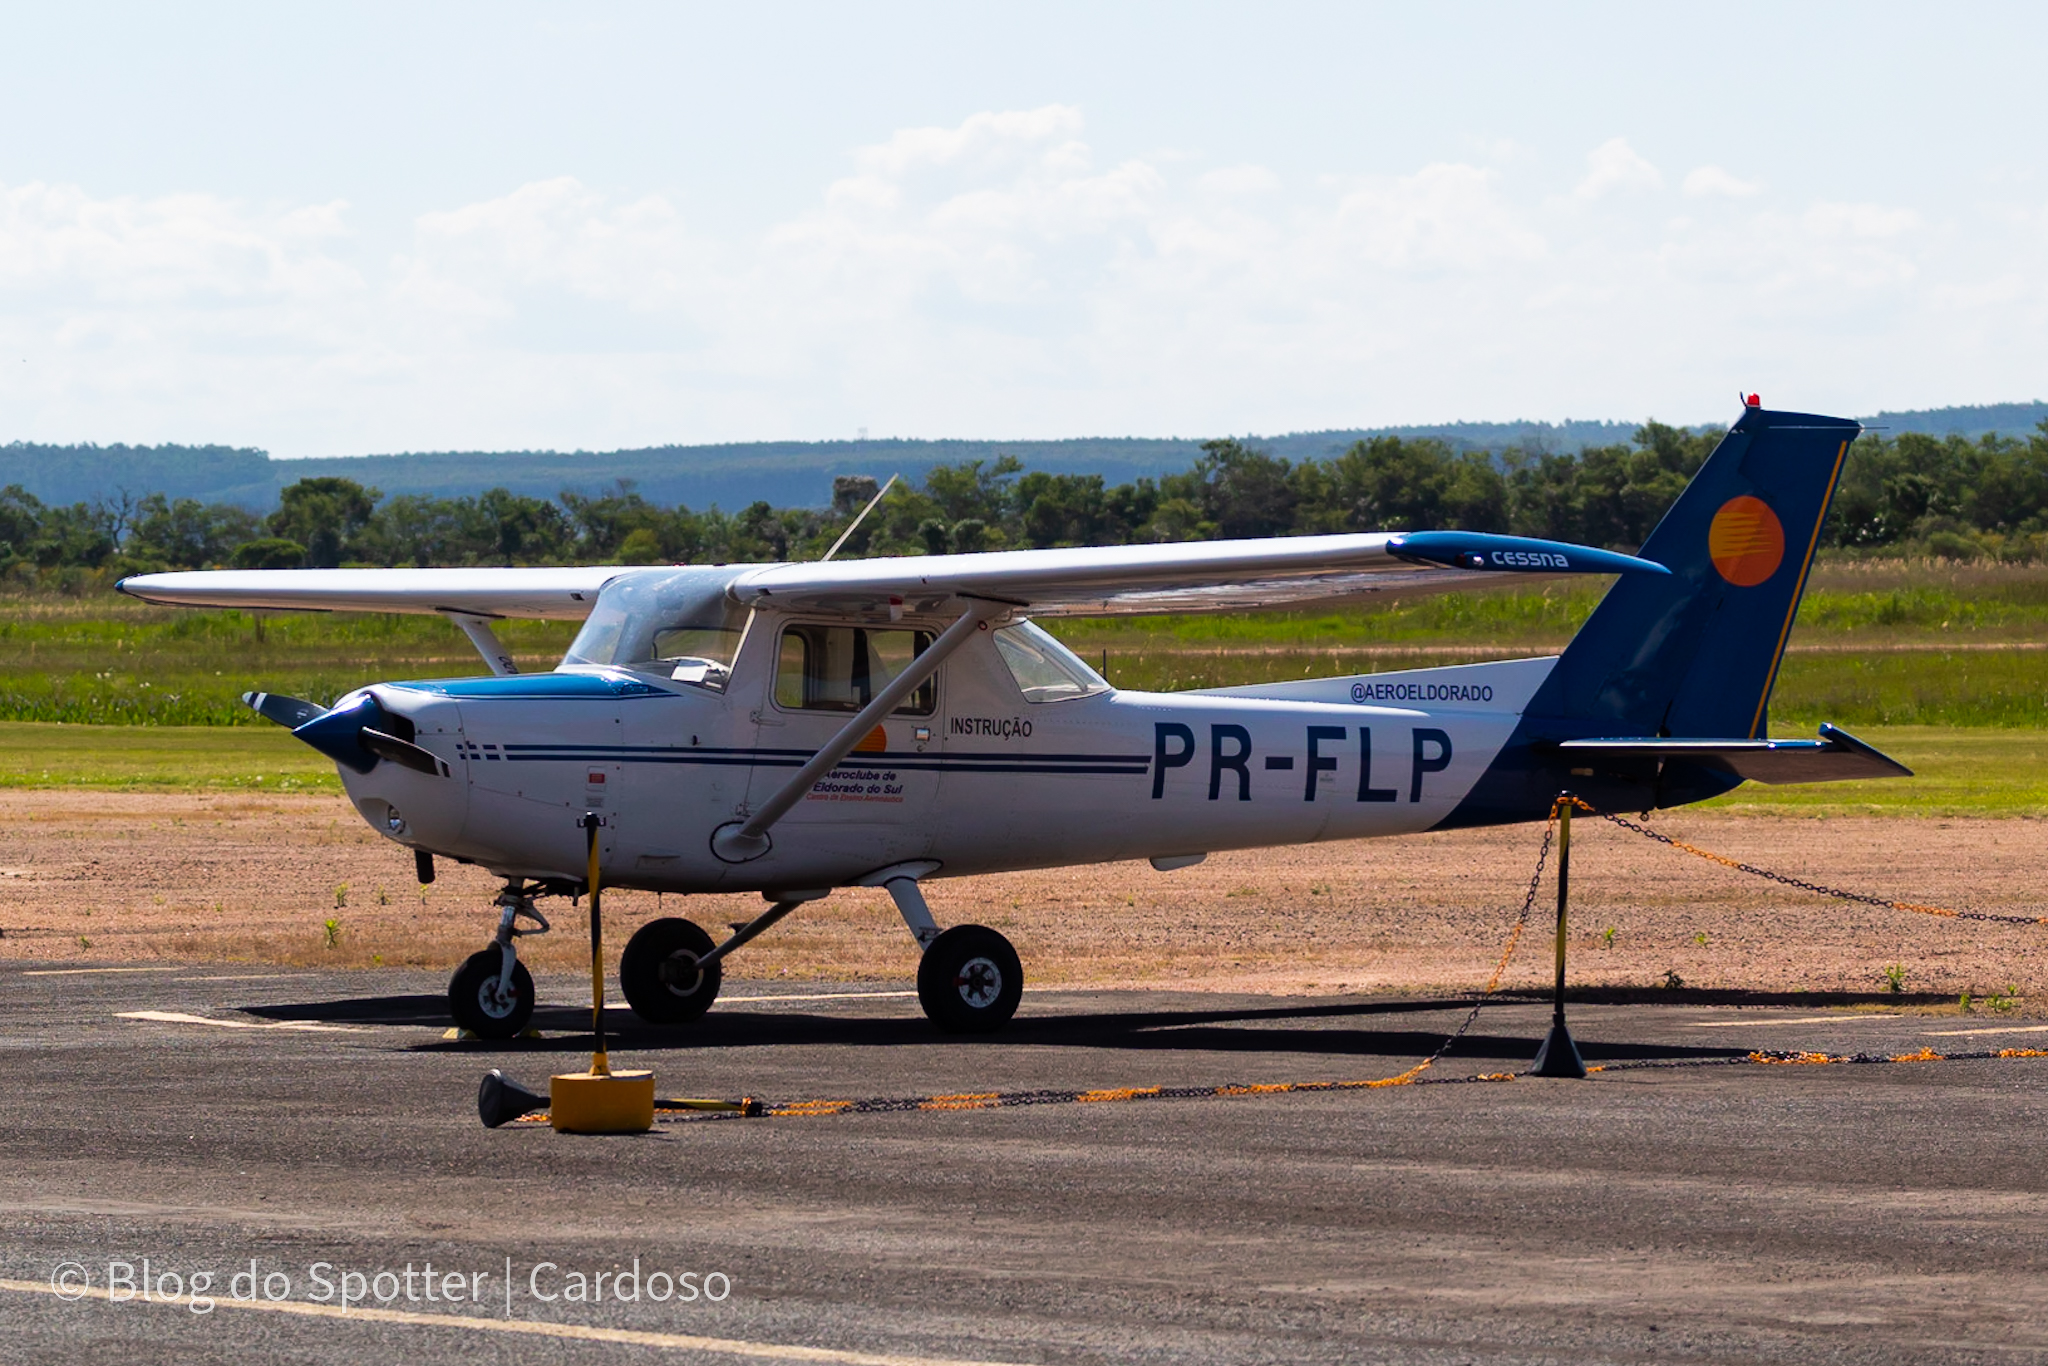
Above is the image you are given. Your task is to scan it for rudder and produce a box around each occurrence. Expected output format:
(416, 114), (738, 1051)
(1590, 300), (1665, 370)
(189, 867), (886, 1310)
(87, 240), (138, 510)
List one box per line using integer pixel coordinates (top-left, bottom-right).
(1528, 403), (1860, 738)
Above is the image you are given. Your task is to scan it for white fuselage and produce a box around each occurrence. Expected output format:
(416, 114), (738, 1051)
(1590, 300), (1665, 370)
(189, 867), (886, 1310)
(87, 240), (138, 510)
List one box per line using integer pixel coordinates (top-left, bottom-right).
(337, 612), (1559, 894)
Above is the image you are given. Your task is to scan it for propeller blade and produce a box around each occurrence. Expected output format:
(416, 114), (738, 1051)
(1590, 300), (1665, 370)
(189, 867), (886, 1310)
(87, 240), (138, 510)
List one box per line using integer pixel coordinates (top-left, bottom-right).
(361, 728), (450, 777)
(242, 691), (329, 729)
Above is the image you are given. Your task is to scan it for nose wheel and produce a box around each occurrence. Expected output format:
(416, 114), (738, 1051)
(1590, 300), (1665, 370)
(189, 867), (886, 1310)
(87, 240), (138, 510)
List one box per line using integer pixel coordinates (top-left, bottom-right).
(448, 950), (535, 1038)
(446, 882), (551, 1039)
(917, 924), (1023, 1033)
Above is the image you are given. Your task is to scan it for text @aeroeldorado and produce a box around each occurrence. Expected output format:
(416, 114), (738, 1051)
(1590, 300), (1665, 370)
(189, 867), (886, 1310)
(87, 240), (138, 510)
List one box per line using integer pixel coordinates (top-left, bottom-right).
(47, 1257), (732, 1316)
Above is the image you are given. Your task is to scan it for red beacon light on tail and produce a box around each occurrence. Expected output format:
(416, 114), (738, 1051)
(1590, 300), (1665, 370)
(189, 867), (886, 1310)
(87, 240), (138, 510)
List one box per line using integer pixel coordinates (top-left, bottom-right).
(1744, 392), (1762, 408)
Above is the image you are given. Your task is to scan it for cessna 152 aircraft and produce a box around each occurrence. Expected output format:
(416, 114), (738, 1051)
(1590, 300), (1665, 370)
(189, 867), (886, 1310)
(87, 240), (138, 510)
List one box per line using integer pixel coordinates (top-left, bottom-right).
(120, 402), (1905, 1038)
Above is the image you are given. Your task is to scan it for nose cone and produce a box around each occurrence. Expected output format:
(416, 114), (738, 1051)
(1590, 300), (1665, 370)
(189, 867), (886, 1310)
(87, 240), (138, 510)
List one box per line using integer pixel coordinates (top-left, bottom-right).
(336, 689), (468, 853)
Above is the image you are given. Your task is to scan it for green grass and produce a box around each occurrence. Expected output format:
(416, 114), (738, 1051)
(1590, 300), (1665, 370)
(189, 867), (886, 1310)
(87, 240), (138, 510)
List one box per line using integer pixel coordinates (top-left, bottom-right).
(0, 596), (579, 725)
(1698, 727), (2048, 817)
(0, 721), (341, 792)
(1770, 650), (2048, 729)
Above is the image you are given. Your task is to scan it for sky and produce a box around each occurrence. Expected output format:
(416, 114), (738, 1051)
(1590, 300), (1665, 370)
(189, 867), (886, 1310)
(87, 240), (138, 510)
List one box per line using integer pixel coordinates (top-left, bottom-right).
(1, 2), (2043, 457)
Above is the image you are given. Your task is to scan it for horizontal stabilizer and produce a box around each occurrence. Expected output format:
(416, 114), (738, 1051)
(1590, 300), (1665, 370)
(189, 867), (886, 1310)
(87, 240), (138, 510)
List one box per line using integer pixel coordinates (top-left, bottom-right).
(1557, 723), (1911, 785)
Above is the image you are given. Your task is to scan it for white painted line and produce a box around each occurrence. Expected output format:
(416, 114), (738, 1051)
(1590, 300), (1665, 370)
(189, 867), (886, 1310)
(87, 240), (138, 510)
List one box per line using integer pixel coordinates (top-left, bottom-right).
(719, 990), (920, 1005)
(116, 1011), (360, 1034)
(21, 967), (185, 977)
(172, 975), (291, 983)
(1924, 1024), (2048, 1037)
(1687, 1015), (1897, 1028)
(0, 1276), (1018, 1365)
(716, 988), (1086, 1005)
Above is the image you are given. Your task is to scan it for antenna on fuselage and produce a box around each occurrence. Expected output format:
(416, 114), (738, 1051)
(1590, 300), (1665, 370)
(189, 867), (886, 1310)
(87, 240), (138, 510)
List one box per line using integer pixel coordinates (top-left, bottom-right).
(820, 473), (899, 562)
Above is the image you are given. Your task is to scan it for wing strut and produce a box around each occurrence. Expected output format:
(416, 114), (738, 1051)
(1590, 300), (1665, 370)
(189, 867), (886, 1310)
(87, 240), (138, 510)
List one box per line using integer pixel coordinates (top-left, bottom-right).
(442, 611), (520, 676)
(711, 599), (1004, 863)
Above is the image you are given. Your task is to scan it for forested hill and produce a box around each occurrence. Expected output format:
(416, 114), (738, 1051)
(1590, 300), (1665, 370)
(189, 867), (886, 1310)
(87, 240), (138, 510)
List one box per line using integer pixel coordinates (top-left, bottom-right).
(3, 402), (2043, 512)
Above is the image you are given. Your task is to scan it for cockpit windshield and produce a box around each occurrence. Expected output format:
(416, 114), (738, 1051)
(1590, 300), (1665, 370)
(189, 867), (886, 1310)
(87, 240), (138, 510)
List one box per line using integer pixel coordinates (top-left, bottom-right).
(563, 568), (752, 691)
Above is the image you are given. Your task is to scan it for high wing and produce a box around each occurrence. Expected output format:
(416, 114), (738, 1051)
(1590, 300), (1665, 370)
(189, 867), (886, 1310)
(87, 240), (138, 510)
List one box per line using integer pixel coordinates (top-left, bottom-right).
(116, 566), (625, 619)
(724, 531), (1664, 618)
(115, 530), (1662, 622)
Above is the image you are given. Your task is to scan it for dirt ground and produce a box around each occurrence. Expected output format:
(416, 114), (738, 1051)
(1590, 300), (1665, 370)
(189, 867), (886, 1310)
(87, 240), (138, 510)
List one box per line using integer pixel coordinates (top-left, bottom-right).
(2, 789), (2044, 1001)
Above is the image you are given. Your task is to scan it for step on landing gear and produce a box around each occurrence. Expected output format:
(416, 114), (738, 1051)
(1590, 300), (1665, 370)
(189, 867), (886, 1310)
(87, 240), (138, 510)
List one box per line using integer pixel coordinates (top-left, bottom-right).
(448, 885), (551, 1038)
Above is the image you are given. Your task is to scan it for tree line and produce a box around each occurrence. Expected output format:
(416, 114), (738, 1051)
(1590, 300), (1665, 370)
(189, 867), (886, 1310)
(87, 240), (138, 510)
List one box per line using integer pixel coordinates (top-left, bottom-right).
(5, 420), (2047, 582)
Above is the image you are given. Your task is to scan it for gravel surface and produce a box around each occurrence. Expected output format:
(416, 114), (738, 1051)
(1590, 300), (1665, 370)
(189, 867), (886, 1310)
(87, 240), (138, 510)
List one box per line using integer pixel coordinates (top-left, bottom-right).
(2, 791), (2043, 1003)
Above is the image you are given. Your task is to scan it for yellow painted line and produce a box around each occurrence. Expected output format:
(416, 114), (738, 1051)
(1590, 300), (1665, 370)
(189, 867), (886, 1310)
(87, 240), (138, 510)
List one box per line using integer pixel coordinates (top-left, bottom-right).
(116, 1011), (360, 1034)
(0, 1277), (1017, 1365)
(1924, 1024), (2048, 1038)
(1687, 1014), (1896, 1028)
(22, 967), (186, 977)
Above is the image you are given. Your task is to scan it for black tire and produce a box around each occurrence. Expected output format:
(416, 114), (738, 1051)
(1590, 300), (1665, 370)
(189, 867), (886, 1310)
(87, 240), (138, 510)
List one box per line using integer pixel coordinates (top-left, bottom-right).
(917, 924), (1023, 1033)
(620, 917), (722, 1024)
(448, 949), (535, 1039)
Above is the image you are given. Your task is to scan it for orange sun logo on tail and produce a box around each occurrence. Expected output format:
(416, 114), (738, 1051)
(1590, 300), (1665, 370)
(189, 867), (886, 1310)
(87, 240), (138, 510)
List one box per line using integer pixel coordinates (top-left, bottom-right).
(1708, 496), (1785, 586)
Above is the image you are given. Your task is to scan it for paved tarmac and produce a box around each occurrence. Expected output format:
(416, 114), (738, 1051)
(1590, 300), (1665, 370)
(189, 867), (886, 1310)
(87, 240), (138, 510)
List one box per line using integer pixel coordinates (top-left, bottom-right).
(3, 963), (2047, 1364)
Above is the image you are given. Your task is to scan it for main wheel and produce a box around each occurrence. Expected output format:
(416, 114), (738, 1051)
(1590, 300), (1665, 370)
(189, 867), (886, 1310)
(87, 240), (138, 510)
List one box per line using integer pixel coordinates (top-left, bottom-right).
(620, 917), (722, 1024)
(917, 924), (1023, 1033)
(448, 949), (535, 1039)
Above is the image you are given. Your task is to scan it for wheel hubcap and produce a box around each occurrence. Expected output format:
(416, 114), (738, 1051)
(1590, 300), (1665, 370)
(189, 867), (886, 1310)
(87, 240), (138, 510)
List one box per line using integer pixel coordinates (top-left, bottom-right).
(657, 951), (704, 996)
(476, 979), (517, 1018)
(955, 956), (1002, 1009)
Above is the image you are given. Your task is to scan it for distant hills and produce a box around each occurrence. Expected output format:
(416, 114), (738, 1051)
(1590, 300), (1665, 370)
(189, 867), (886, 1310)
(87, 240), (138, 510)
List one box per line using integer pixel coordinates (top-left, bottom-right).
(5, 402), (2042, 512)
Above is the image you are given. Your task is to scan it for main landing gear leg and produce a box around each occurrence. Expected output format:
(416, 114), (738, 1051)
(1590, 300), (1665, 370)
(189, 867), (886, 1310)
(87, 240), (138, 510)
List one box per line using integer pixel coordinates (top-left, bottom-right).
(885, 878), (1023, 1034)
(447, 885), (548, 1039)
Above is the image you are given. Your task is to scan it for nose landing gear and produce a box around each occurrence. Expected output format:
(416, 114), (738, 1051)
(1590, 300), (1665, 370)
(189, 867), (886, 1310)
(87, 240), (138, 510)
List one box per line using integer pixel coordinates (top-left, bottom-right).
(447, 884), (552, 1038)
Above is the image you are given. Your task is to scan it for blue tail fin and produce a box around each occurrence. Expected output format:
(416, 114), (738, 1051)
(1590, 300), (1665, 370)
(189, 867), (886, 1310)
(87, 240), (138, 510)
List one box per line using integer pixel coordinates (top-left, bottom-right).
(1527, 404), (1861, 738)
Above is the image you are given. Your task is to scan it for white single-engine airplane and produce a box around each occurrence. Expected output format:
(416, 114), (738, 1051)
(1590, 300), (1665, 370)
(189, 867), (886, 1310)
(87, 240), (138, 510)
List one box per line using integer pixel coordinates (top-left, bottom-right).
(122, 402), (1906, 1037)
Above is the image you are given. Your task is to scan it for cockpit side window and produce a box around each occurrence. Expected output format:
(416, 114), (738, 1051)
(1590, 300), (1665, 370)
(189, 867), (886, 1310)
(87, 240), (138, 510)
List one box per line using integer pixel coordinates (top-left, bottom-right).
(774, 624), (936, 715)
(992, 621), (1110, 703)
(563, 569), (753, 691)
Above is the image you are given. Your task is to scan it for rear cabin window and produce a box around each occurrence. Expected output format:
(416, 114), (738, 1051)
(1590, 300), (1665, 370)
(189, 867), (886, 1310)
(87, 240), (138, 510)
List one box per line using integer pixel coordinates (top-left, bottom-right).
(775, 625), (936, 716)
(992, 621), (1110, 703)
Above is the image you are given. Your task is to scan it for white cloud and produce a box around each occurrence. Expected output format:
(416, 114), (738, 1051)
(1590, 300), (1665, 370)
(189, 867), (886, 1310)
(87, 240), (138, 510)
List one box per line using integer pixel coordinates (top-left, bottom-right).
(1196, 165), (1281, 196)
(0, 109), (2037, 456)
(0, 181), (357, 305)
(1802, 201), (1920, 238)
(1682, 165), (1763, 198)
(853, 105), (1087, 178)
(1575, 137), (1663, 199)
